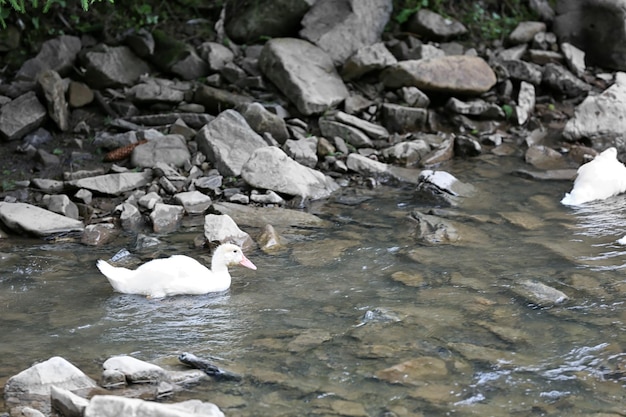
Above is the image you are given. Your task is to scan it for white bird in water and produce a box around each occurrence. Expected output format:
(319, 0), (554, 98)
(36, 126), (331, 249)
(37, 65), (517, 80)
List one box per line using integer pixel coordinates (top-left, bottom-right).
(96, 243), (257, 298)
(561, 147), (626, 206)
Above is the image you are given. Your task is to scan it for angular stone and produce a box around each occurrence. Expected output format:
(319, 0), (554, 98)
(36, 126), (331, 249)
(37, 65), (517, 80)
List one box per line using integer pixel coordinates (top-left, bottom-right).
(16, 35), (81, 81)
(319, 119), (373, 148)
(300, 0), (392, 65)
(131, 135), (191, 168)
(346, 153), (420, 183)
(259, 38), (349, 115)
(196, 109), (267, 177)
(241, 146), (339, 200)
(204, 213), (254, 250)
(342, 42), (397, 80)
(0, 91), (47, 141)
(406, 9), (467, 41)
(83, 46), (151, 88)
(37, 69), (69, 131)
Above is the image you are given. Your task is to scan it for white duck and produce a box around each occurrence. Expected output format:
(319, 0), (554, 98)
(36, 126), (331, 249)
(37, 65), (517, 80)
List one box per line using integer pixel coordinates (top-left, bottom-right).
(96, 243), (257, 298)
(561, 147), (626, 206)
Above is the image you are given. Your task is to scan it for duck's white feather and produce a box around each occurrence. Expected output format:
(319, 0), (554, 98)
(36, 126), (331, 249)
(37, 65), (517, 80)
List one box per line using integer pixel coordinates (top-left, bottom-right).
(96, 244), (256, 298)
(561, 147), (626, 206)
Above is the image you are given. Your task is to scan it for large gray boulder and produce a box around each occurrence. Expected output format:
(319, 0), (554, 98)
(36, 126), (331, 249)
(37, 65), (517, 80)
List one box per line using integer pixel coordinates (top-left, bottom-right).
(195, 110), (267, 177)
(554, 0), (626, 70)
(241, 146), (339, 200)
(300, 0), (392, 65)
(259, 38), (349, 115)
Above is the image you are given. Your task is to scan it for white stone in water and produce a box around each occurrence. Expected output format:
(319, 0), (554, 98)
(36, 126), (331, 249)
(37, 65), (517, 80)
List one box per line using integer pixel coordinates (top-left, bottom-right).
(418, 170), (475, 197)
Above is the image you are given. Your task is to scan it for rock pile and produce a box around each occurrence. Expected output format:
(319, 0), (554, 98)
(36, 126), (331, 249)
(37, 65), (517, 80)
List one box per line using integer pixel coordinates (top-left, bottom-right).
(0, 0), (624, 245)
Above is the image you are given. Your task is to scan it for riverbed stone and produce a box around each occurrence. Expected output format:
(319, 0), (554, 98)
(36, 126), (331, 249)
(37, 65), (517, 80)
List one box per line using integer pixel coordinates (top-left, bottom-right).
(562, 72), (626, 149)
(300, 0), (392, 65)
(44, 194), (79, 220)
(541, 62), (591, 97)
(346, 153), (421, 183)
(513, 280), (569, 307)
(103, 355), (169, 384)
(342, 42), (397, 80)
(81, 223), (117, 246)
(150, 203), (184, 233)
(15, 35), (81, 81)
(174, 191), (212, 214)
(67, 171), (153, 195)
(406, 9), (468, 41)
(82, 45), (151, 89)
(238, 102), (290, 145)
(204, 213), (254, 250)
(50, 386), (90, 417)
(0, 91), (47, 141)
(37, 69), (69, 132)
(284, 137), (318, 168)
(381, 55), (497, 94)
(259, 37), (349, 115)
(380, 103), (428, 133)
(375, 356), (448, 385)
(319, 119), (374, 148)
(196, 109), (267, 177)
(0, 202), (84, 236)
(84, 395), (225, 417)
(4, 356), (96, 415)
(131, 134), (191, 168)
(242, 146), (339, 200)
(212, 202), (331, 229)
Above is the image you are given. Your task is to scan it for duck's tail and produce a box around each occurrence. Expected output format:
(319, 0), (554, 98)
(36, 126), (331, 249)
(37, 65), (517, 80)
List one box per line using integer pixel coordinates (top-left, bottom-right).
(96, 260), (134, 292)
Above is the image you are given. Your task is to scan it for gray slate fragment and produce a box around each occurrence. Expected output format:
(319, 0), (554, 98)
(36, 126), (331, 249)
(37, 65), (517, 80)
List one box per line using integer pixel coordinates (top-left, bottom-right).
(67, 171), (153, 195)
(0, 91), (47, 141)
(0, 202), (84, 236)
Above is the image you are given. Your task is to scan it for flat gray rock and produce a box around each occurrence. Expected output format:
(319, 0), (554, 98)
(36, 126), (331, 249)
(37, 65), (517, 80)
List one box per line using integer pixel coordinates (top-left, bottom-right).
(67, 171), (153, 195)
(212, 202), (332, 229)
(0, 202), (84, 236)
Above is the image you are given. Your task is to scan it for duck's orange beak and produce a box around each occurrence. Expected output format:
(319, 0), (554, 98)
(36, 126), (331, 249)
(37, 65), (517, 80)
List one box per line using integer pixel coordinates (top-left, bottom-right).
(240, 255), (257, 270)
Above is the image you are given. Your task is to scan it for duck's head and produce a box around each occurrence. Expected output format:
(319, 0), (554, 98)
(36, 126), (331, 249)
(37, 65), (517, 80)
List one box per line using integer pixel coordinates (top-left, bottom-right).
(215, 243), (257, 270)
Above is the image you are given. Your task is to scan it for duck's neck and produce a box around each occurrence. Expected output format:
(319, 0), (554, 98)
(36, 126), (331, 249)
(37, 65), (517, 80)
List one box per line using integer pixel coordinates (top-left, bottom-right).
(211, 260), (230, 274)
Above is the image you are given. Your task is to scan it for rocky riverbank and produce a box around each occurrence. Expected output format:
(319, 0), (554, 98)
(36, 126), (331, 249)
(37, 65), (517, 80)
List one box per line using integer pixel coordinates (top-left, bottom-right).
(2, 0), (626, 416)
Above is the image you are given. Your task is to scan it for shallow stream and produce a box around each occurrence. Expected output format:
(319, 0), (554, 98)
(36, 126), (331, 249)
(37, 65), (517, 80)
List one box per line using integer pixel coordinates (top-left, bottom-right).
(1, 153), (625, 416)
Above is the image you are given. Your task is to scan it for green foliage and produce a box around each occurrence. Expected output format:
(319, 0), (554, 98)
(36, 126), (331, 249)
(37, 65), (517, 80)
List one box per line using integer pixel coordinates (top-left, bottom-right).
(0, 0), (113, 28)
(391, 0), (538, 41)
(502, 104), (513, 120)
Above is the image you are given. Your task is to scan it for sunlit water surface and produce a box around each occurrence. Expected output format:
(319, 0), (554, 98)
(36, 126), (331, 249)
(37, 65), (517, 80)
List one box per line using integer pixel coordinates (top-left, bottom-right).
(1, 154), (625, 416)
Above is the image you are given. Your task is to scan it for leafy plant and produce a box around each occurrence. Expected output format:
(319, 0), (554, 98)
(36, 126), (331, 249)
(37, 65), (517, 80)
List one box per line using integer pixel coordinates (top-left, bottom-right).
(502, 104), (513, 120)
(0, 0), (113, 28)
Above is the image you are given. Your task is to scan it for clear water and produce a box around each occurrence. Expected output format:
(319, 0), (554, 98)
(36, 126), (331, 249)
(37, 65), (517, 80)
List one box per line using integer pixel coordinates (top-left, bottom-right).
(1, 154), (625, 416)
